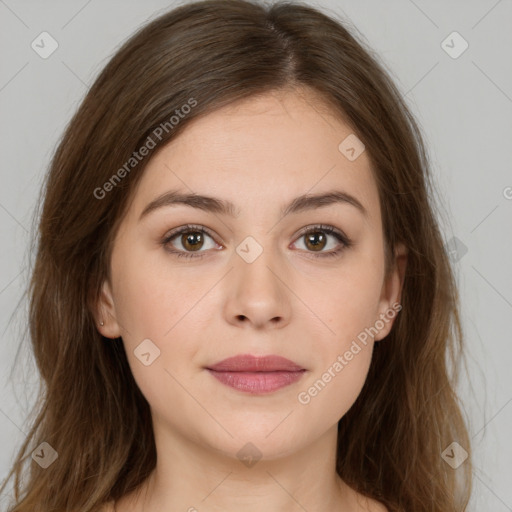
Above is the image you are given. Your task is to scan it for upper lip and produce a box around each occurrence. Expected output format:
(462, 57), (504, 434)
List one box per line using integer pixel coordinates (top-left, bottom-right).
(206, 354), (305, 372)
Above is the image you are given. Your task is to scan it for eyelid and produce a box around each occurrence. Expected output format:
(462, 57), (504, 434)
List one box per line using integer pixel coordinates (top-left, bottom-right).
(293, 224), (350, 245)
(164, 223), (219, 242)
(162, 223), (222, 254)
(161, 223), (352, 259)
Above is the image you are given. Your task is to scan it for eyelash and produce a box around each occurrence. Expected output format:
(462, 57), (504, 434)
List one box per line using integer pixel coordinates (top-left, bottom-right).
(161, 223), (352, 260)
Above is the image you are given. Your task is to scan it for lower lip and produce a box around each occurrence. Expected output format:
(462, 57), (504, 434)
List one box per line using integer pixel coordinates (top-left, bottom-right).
(206, 369), (306, 394)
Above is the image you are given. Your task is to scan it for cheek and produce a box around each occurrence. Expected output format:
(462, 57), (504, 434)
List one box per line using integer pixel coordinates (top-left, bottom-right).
(112, 256), (209, 383)
(111, 249), (208, 340)
(295, 272), (379, 423)
(296, 344), (372, 430)
(296, 259), (384, 348)
(291, 257), (382, 419)
(114, 266), (204, 415)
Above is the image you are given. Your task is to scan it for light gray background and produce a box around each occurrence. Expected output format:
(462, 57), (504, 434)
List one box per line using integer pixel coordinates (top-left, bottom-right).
(0, 0), (511, 510)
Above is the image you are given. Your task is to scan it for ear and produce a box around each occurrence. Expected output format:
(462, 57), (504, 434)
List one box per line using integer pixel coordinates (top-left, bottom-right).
(94, 278), (122, 339)
(374, 242), (408, 341)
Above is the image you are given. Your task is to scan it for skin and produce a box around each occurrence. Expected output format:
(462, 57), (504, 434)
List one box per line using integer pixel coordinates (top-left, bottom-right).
(96, 87), (407, 512)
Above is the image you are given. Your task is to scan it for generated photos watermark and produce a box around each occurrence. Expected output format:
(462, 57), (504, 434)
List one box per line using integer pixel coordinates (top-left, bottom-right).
(297, 301), (402, 405)
(93, 97), (197, 200)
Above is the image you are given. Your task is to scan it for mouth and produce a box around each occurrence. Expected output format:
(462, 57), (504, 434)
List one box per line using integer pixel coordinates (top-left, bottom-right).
(205, 354), (307, 394)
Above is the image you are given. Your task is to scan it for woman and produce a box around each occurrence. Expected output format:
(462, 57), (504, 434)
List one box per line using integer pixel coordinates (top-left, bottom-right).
(0, 0), (472, 510)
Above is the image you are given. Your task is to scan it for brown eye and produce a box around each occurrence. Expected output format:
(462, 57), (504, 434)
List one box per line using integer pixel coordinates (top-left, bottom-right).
(293, 225), (351, 259)
(304, 231), (328, 252)
(181, 231), (205, 251)
(162, 224), (219, 259)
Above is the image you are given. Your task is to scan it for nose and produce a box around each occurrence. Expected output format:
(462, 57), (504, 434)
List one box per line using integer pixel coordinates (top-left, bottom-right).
(222, 247), (292, 330)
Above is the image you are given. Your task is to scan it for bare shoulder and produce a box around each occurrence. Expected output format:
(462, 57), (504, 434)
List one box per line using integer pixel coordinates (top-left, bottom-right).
(340, 478), (389, 512)
(366, 498), (389, 512)
(352, 488), (389, 512)
(358, 494), (389, 512)
(97, 500), (115, 512)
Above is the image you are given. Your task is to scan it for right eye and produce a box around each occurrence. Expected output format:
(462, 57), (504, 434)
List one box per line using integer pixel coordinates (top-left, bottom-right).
(161, 224), (222, 259)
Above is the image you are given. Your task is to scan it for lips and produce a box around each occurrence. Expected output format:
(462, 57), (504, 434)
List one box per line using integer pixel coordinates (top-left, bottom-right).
(205, 354), (306, 394)
(206, 354), (305, 372)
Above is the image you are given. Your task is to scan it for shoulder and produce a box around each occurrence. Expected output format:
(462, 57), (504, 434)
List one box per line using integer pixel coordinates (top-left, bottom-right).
(352, 489), (389, 512)
(97, 500), (115, 512)
(368, 500), (389, 512)
(362, 496), (389, 512)
(341, 478), (389, 512)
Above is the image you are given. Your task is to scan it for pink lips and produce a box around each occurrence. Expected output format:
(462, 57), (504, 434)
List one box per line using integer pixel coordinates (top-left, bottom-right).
(205, 354), (306, 394)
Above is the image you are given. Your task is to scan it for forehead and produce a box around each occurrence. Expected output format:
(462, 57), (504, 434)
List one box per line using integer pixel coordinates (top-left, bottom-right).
(130, 88), (380, 225)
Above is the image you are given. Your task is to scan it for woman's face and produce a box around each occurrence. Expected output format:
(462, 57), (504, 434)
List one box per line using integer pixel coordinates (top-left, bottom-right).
(97, 88), (406, 461)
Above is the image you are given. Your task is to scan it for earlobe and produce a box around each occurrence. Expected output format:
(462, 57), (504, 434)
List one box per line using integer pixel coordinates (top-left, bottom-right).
(95, 279), (122, 339)
(375, 242), (408, 341)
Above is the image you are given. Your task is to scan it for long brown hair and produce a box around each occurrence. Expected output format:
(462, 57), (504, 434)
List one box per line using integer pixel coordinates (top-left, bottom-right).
(1, 0), (473, 510)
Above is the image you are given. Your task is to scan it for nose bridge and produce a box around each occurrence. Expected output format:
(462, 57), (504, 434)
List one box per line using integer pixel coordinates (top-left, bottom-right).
(224, 233), (291, 327)
(234, 233), (282, 295)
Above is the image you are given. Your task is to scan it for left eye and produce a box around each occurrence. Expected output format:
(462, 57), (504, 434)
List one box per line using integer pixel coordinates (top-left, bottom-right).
(292, 225), (348, 255)
(161, 224), (351, 260)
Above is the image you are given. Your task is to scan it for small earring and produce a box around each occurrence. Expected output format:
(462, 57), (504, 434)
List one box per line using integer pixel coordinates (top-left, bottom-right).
(100, 321), (104, 326)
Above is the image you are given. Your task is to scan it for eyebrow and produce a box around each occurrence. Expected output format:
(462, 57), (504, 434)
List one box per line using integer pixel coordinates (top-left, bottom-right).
(139, 189), (368, 221)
